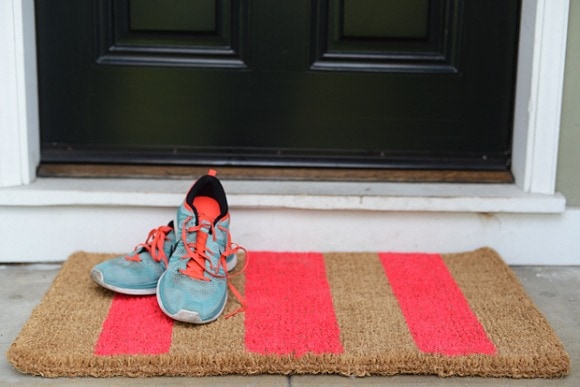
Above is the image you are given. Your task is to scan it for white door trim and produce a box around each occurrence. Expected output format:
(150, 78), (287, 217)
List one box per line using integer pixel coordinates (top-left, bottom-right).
(512, 0), (570, 195)
(0, 0), (39, 187)
(0, 0), (571, 197)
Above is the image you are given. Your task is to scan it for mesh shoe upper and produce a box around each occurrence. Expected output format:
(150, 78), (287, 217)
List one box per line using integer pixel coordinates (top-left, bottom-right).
(90, 223), (176, 295)
(157, 170), (245, 324)
(157, 213), (231, 322)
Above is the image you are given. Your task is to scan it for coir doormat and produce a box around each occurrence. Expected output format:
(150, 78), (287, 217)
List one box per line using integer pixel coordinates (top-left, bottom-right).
(7, 248), (569, 378)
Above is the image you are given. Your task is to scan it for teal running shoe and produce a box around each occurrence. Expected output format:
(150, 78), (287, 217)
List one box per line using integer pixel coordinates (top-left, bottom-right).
(157, 170), (246, 324)
(90, 222), (176, 295)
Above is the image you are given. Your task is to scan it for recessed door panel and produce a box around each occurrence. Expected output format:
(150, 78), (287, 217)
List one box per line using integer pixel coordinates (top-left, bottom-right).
(343, 0), (430, 38)
(129, 0), (217, 32)
(95, 0), (248, 67)
(312, 0), (462, 73)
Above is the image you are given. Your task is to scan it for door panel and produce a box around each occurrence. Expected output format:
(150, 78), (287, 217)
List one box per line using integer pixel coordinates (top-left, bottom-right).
(130, 0), (217, 32)
(96, 0), (248, 68)
(343, 0), (430, 39)
(312, 0), (461, 73)
(37, 0), (520, 170)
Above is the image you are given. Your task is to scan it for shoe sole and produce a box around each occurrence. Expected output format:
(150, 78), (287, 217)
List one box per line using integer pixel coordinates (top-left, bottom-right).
(90, 255), (238, 296)
(155, 253), (236, 323)
(156, 279), (228, 324)
(90, 269), (158, 295)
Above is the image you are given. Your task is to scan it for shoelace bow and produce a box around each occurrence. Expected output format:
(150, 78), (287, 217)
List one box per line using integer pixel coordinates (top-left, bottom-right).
(178, 215), (248, 318)
(125, 224), (173, 267)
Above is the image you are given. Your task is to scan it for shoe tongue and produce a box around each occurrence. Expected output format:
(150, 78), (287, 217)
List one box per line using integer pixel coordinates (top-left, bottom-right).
(197, 211), (213, 227)
(175, 202), (197, 237)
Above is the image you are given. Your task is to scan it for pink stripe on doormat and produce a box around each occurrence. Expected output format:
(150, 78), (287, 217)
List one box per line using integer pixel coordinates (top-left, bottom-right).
(379, 253), (496, 356)
(244, 252), (343, 356)
(94, 294), (173, 356)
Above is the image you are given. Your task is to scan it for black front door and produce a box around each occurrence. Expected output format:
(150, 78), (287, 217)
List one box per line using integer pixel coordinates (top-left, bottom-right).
(36, 0), (521, 170)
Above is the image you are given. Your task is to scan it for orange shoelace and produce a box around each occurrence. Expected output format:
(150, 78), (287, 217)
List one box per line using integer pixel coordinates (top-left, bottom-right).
(177, 215), (248, 318)
(125, 224), (173, 267)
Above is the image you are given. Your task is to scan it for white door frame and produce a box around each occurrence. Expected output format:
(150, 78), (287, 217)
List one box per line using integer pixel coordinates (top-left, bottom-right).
(0, 0), (571, 195)
(0, 0), (39, 187)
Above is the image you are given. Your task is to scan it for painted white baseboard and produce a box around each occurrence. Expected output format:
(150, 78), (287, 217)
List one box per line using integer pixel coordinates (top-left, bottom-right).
(0, 178), (577, 265)
(1, 205), (579, 265)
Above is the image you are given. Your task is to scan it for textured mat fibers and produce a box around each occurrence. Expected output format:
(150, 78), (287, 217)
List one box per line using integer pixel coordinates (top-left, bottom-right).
(6, 248), (569, 378)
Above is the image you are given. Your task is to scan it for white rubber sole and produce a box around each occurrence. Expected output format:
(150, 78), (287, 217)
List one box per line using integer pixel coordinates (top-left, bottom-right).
(89, 269), (157, 295)
(89, 255), (237, 296)
(156, 270), (228, 324)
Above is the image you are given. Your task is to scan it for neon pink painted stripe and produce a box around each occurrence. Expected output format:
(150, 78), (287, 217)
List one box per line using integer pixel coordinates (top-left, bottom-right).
(379, 253), (496, 356)
(94, 294), (173, 356)
(244, 252), (343, 356)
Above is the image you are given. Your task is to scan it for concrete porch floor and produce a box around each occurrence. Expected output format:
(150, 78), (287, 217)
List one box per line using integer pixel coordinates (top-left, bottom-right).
(1, 263), (578, 386)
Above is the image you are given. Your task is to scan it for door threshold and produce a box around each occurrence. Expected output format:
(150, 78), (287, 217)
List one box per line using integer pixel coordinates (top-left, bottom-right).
(37, 164), (514, 184)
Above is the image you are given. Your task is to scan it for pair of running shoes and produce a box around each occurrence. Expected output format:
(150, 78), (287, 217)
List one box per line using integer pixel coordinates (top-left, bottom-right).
(90, 170), (246, 324)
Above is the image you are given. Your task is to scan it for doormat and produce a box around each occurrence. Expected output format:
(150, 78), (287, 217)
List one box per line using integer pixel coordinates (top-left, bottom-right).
(7, 248), (569, 378)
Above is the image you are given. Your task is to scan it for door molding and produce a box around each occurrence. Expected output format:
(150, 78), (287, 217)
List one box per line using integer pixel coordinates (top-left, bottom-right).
(512, 0), (570, 195)
(0, 0), (39, 187)
(0, 0), (571, 196)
